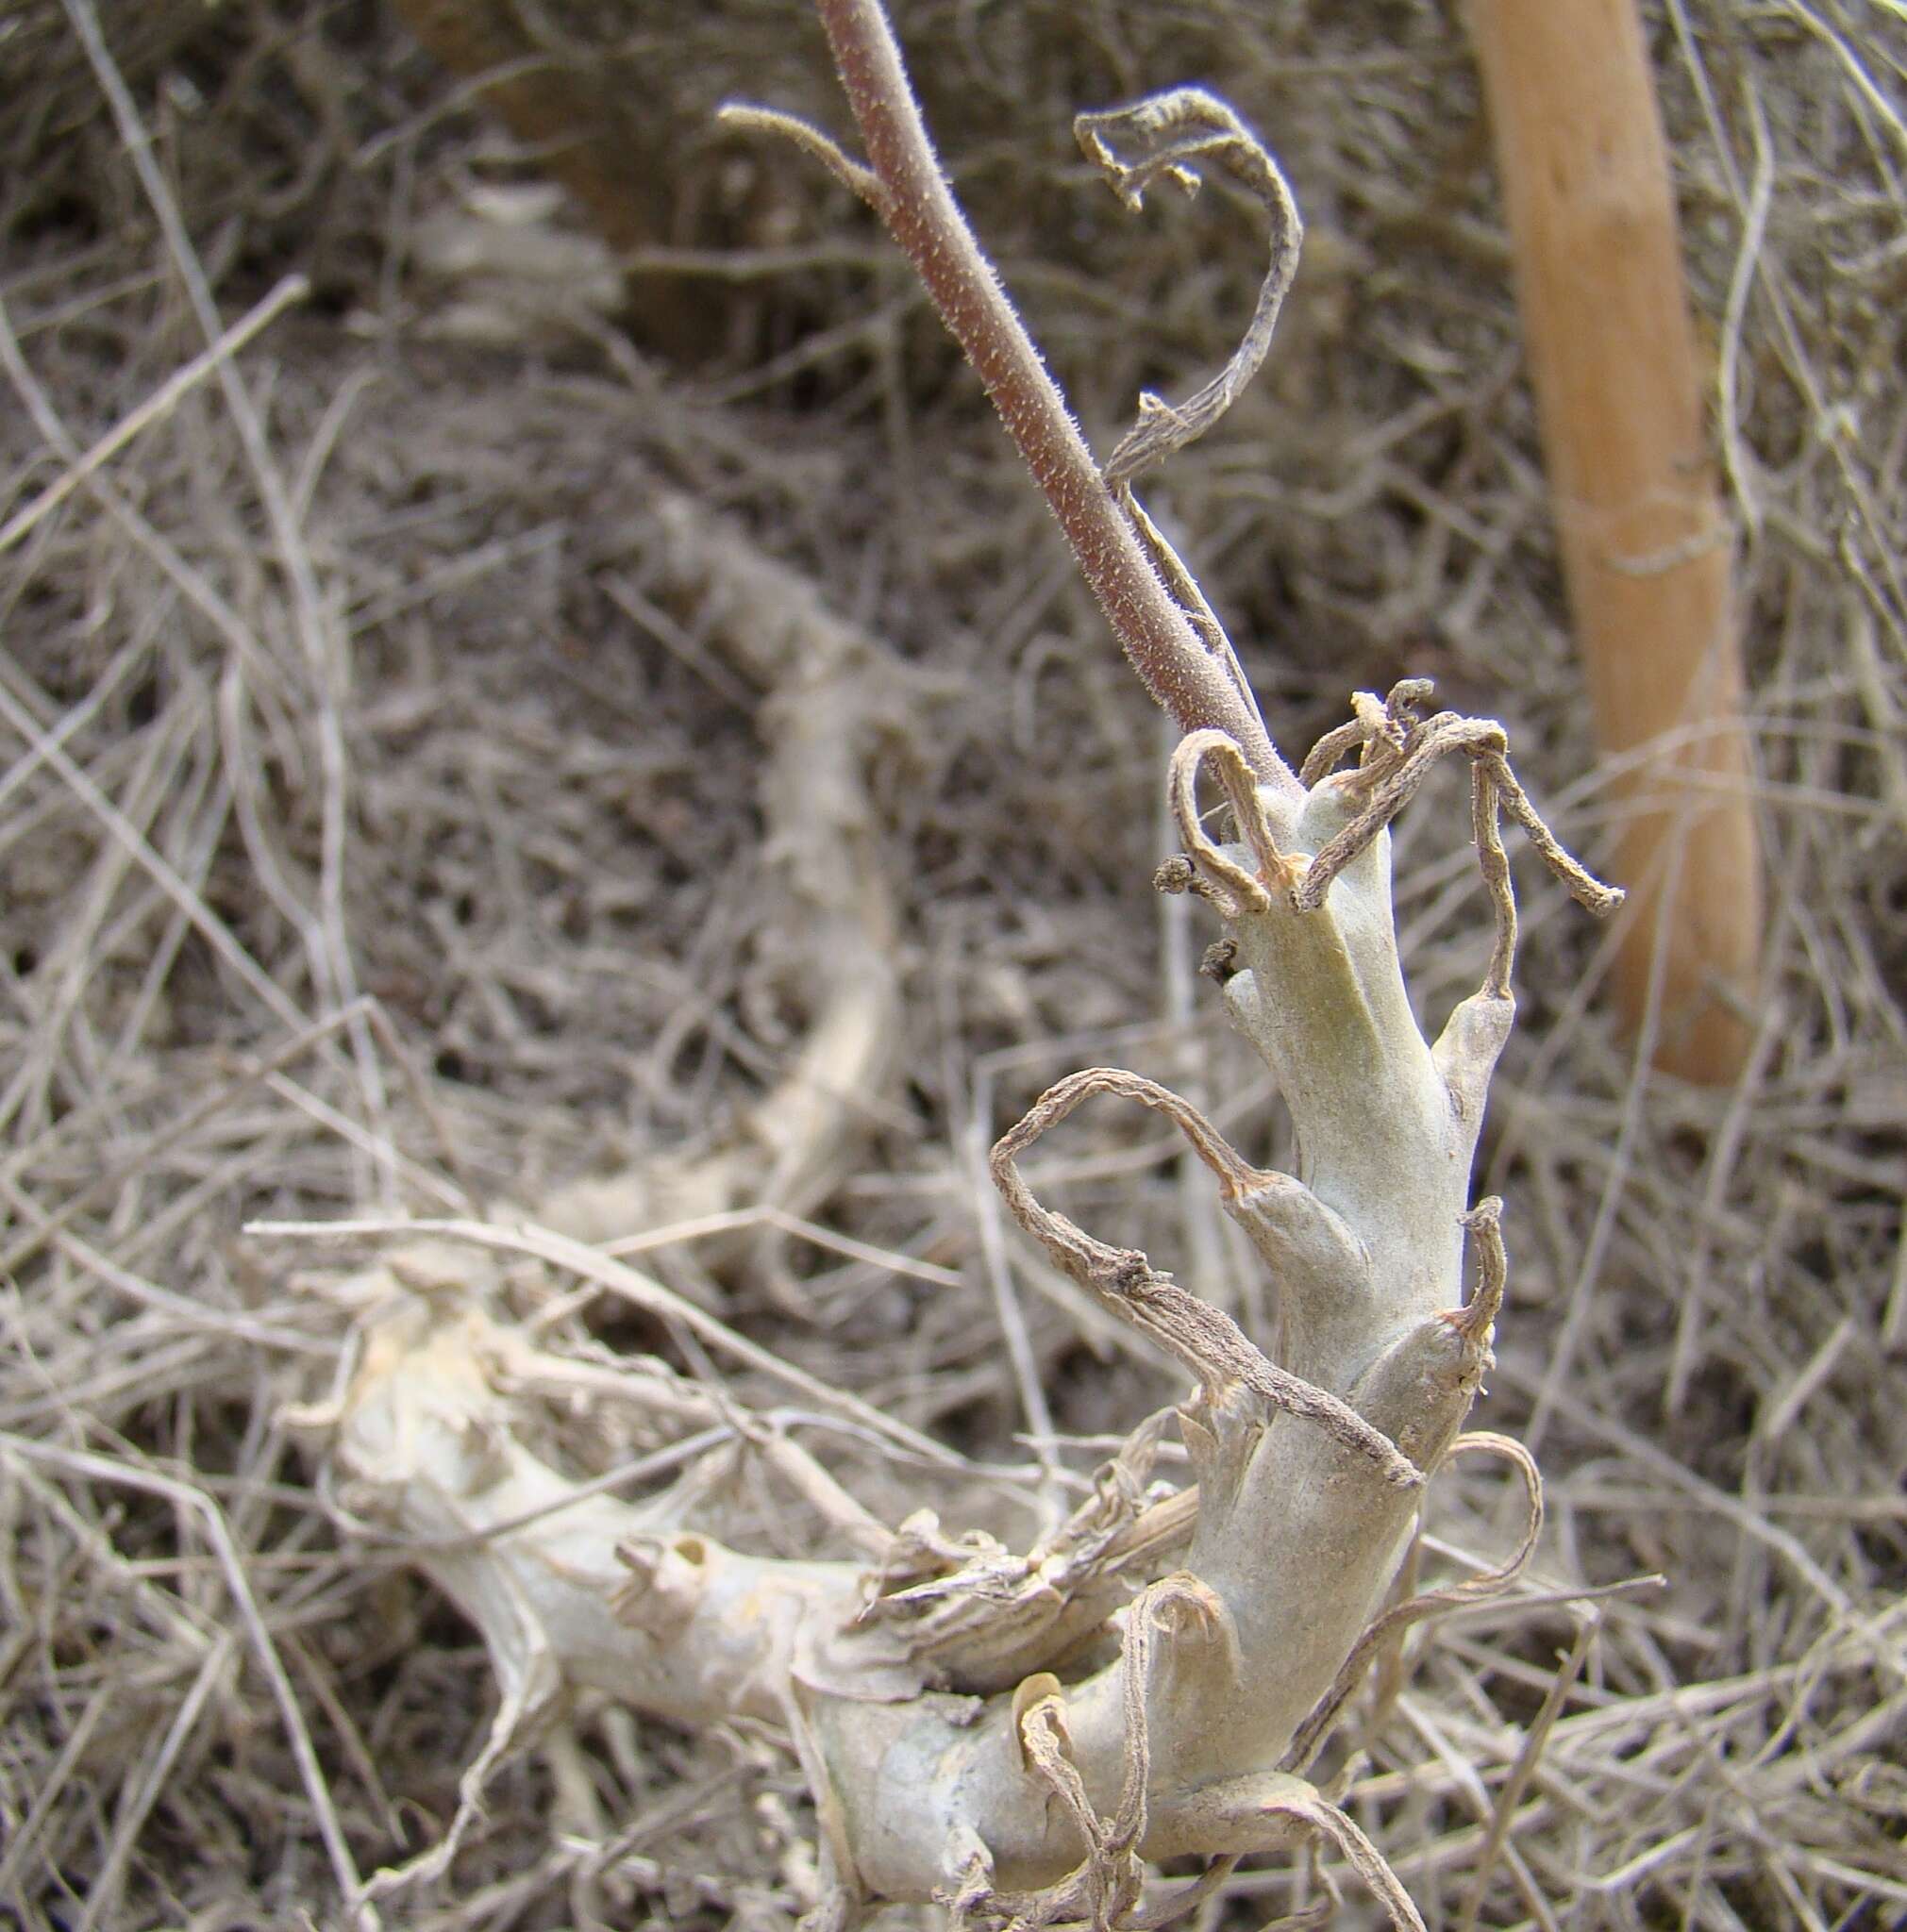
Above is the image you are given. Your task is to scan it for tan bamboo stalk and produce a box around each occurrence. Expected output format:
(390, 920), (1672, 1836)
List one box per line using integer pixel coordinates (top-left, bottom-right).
(1468, 0), (1761, 1083)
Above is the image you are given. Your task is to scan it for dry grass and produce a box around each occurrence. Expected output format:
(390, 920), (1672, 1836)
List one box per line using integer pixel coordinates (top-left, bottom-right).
(2, 0), (1902, 1926)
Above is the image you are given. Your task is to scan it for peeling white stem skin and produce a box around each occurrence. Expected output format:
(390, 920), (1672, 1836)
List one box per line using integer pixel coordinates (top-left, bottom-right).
(327, 754), (1510, 1914)
(335, 1304), (881, 1727)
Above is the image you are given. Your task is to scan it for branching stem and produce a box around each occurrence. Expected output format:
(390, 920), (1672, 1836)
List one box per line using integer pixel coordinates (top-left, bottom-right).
(300, 15), (1634, 1929)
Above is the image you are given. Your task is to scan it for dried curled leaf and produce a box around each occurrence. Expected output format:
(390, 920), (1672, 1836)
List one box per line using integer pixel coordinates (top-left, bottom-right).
(1077, 89), (1303, 488)
(989, 1067), (1423, 1491)
(1293, 682), (1623, 1003)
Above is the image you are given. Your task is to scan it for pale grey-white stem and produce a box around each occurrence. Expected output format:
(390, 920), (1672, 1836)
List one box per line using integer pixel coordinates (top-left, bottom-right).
(315, 691), (1589, 1924)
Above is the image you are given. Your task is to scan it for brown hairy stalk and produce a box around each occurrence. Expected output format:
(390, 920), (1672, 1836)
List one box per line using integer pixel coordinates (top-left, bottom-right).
(737, 0), (1291, 791)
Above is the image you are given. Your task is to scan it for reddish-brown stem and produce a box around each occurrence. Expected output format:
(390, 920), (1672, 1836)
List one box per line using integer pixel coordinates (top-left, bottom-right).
(811, 0), (1294, 794)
